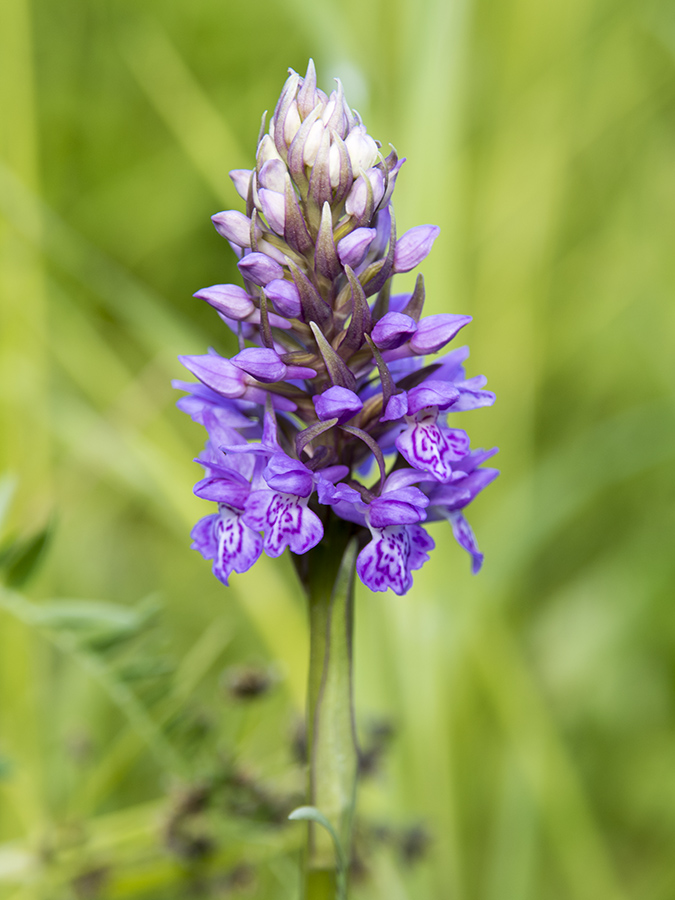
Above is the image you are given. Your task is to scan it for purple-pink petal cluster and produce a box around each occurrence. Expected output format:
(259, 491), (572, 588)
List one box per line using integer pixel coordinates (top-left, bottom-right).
(176, 61), (498, 595)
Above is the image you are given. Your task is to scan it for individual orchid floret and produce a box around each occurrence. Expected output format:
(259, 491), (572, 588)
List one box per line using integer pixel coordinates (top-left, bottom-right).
(357, 523), (434, 596)
(176, 60), (498, 595)
(190, 459), (263, 585)
(243, 453), (323, 557)
(394, 382), (470, 481)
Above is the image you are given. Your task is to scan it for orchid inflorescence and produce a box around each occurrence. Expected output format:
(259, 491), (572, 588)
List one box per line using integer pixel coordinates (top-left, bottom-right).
(175, 61), (498, 595)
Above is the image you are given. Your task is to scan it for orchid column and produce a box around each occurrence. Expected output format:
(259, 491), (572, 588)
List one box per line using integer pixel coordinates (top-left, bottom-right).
(175, 61), (498, 897)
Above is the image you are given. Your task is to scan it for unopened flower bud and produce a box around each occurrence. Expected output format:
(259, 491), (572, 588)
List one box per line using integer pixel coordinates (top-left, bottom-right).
(345, 125), (379, 173)
(265, 279), (302, 318)
(393, 225), (440, 273)
(229, 169), (252, 200)
(211, 210), (252, 247)
(232, 348), (287, 383)
(329, 142), (342, 188)
(283, 100), (302, 146)
(194, 284), (255, 320)
(303, 119), (325, 166)
(337, 227), (377, 268)
(345, 168), (385, 219)
(313, 386), (363, 424)
(238, 252), (283, 286)
(371, 312), (417, 350)
(179, 353), (247, 398)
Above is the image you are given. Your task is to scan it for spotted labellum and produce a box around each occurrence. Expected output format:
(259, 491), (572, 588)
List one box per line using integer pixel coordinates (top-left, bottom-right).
(175, 61), (498, 595)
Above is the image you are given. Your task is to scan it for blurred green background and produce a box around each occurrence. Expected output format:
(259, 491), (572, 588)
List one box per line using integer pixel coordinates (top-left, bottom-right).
(2, 0), (675, 897)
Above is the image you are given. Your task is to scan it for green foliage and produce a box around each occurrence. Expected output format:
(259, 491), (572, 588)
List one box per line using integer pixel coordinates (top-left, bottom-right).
(2, 0), (675, 898)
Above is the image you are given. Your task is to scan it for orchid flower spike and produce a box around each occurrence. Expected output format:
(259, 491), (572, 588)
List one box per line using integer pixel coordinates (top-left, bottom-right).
(175, 60), (498, 594)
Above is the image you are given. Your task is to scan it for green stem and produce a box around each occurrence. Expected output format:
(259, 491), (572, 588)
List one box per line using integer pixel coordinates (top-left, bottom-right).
(297, 523), (359, 899)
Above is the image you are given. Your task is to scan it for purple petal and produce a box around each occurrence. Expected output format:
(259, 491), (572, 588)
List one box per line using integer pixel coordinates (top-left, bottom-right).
(393, 225), (440, 273)
(408, 523), (435, 571)
(263, 452), (314, 498)
(382, 469), (431, 492)
(382, 485), (430, 508)
(193, 473), (250, 509)
(244, 490), (323, 557)
(191, 514), (219, 560)
(356, 526), (412, 595)
(396, 416), (469, 482)
(194, 284), (255, 320)
(232, 348), (287, 383)
(368, 497), (426, 527)
(285, 365), (318, 380)
(211, 210), (252, 247)
(336, 227), (377, 268)
(428, 467), (499, 513)
(356, 523), (433, 595)
(432, 346), (471, 381)
(318, 465), (350, 483)
(313, 385), (363, 424)
(450, 384), (496, 412)
(380, 392), (409, 423)
(449, 512), (483, 574)
(410, 315), (471, 355)
(444, 428), (471, 460)
(238, 252), (284, 286)
(265, 279), (302, 318)
(371, 312), (417, 351)
(179, 354), (246, 398)
(453, 447), (499, 475)
(212, 509), (263, 585)
(316, 479), (362, 506)
(406, 380), (459, 414)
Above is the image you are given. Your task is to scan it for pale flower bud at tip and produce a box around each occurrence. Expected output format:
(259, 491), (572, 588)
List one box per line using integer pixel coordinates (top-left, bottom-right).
(211, 210), (252, 248)
(345, 126), (379, 173)
(229, 169), (252, 200)
(283, 100), (302, 146)
(303, 120), (325, 166)
(393, 225), (441, 273)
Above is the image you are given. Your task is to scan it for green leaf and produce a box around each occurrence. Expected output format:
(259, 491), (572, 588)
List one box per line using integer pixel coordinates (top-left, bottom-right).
(289, 805), (348, 900)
